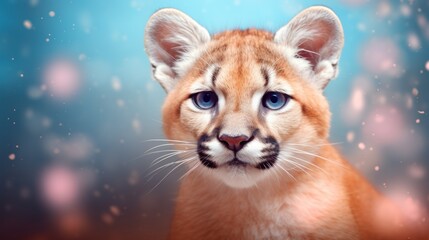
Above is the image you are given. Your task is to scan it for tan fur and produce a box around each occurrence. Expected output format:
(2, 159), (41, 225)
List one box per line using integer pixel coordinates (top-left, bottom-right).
(145, 7), (428, 240)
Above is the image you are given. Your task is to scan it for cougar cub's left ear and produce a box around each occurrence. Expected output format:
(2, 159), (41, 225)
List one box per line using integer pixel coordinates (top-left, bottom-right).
(275, 6), (344, 90)
(144, 8), (210, 92)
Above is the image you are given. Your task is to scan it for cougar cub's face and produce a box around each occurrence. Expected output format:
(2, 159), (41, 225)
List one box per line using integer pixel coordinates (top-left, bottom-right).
(145, 8), (343, 188)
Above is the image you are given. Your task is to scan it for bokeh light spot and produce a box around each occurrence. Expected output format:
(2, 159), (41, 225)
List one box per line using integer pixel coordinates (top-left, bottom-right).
(41, 166), (81, 210)
(43, 59), (81, 100)
(361, 38), (400, 76)
(111, 76), (122, 91)
(23, 20), (32, 29)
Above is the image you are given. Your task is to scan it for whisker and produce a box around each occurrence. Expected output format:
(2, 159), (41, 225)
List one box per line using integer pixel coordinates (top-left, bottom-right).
(179, 161), (200, 181)
(286, 147), (347, 169)
(145, 143), (197, 153)
(278, 158), (308, 173)
(148, 157), (194, 193)
(145, 139), (196, 144)
(285, 154), (330, 176)
(152, 151), (195, 166)
(145, 149), (194, 156)
(276, 163), (297, 182)
(282, 158), (321, 182)
(279, 155), (315, 175)
(272, 164), (281, 185)
(147, 156), (196, 180)
(131, 149), (185, 163)
(151, 151), (185, 165)
(287, 142), (343, 147)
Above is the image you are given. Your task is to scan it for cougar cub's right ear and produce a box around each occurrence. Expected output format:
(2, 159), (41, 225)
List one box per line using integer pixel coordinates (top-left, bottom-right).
(144, 8), (211, 92)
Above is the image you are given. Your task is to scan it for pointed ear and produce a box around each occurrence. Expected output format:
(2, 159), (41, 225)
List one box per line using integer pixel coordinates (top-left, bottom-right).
(144, 8), (210, 92)
(274, 6), (344, 89)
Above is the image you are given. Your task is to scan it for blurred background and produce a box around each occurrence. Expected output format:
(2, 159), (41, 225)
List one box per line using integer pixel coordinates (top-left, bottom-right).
(1, 0), (428, 239)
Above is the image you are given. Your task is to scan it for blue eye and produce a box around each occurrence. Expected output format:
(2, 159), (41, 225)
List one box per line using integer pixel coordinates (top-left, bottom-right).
(192, 91), (218, 109)
(262, 92), (289, 110)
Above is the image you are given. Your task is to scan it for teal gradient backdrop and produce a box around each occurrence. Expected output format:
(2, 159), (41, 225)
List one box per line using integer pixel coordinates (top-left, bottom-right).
(1, 0), (428, 239)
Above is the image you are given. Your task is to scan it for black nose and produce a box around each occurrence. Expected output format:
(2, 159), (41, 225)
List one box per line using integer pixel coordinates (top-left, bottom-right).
(218, 134), (252, 152)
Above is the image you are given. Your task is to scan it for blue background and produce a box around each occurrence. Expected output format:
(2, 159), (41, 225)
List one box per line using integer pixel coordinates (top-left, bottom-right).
(1, 0), (428, 239)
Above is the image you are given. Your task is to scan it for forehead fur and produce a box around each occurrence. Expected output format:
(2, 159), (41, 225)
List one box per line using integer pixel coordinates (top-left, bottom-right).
(186, 29), (300, 82)
(213, 29), (273, 40)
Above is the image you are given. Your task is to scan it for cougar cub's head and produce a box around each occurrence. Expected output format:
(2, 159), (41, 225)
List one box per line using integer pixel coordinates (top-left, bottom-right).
(144, 7), (344, 188)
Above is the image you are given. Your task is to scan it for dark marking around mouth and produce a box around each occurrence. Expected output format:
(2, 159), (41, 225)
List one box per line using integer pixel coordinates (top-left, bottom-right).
(198, 144), (217, 168)
(227, 158), (248, 167)
(198, 129), (280, 171)
(256, 159), (276, 169)
(256, 136), (279, 170)
(199, 155), (217, 168)
(197, 131), (219, 169)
